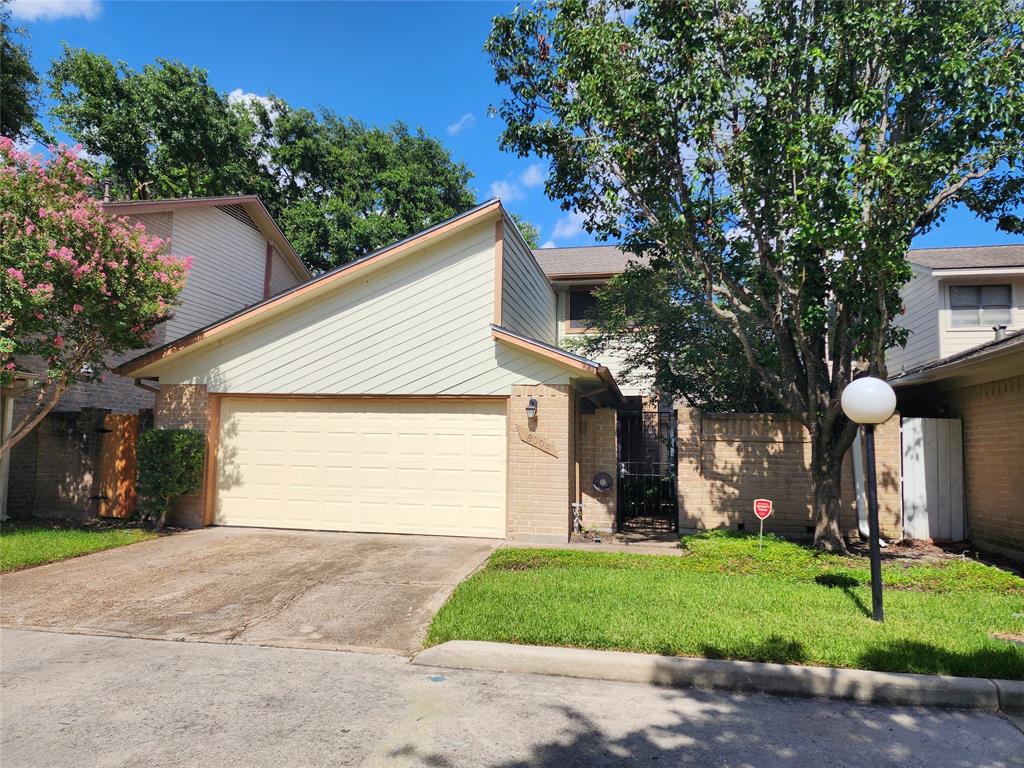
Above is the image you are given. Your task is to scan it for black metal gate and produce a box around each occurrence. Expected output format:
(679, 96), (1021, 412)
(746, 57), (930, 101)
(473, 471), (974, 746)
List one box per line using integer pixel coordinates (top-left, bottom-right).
(617, 410), (678, 531)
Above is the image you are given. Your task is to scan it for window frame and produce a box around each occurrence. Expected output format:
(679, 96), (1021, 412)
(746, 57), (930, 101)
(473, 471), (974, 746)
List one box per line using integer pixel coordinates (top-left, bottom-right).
(565, 286), (600, 333)
(947, 283), (1013, 329)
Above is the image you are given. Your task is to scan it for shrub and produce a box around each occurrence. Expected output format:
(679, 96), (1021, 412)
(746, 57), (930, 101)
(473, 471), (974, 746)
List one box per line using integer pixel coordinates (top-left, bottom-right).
(136, 429), (206, 529)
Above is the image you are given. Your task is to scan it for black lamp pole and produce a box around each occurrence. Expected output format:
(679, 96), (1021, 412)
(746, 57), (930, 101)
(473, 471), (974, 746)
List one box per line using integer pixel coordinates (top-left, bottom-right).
(863, 423), (884, 622)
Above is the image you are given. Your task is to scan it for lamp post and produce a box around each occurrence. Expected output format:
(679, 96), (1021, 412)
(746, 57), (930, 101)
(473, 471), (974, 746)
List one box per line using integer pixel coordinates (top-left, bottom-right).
(841, 376), (896, 623)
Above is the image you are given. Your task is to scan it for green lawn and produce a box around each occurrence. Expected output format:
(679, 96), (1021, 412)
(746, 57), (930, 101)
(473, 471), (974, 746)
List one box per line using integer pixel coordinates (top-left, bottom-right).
(427, 532), (1024, 679)
(0, 521), (158, 572)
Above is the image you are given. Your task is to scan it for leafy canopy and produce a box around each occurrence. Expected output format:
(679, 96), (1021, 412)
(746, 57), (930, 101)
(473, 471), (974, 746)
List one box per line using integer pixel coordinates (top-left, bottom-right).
(0, 1), (40, 140)
(47, 48), (478, 271)
(0, 137), (188, 454)
(136, 428), (206, 529)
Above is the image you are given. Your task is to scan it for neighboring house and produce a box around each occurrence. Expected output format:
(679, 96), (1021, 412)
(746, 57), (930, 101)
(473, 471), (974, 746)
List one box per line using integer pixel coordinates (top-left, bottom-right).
(1, 196), (310, 520)
(892, 329), (1024, 561)
(887, 244), (1024, 374)
(112, 200), (903, 543)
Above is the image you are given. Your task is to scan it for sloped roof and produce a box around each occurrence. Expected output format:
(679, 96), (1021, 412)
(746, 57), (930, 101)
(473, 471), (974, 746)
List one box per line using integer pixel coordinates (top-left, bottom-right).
(531, 245), (647, 279)
(890, 328), (1024, 388)
(908, 244), (1024, 270)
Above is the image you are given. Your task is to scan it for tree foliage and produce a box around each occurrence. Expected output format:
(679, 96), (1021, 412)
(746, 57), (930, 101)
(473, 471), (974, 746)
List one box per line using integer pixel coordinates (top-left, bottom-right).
(0, 1), (40, 140)
(510, 212), (541, 248)
(487, 0), (1024, 549)
(47, 49), (477, 271)
(0, 137), (188, 456)
(136, 428), (205, 530)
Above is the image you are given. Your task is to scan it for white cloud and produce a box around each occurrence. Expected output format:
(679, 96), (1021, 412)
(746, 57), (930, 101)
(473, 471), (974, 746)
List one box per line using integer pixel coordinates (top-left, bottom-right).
(488, 179), (525, 202)
(520, 163), (545, 189)
(228, 88), (275, 112)
(447, 113), (476, 136)
(9, 0), (101, 21)
(552, 210), (587, 240)
(540, 240), (556, 249)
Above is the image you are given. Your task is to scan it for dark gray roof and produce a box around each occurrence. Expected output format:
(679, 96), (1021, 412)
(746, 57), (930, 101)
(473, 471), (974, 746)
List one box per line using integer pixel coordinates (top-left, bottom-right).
(531, 245), (647, 278)
(908, 244), (1024, 270)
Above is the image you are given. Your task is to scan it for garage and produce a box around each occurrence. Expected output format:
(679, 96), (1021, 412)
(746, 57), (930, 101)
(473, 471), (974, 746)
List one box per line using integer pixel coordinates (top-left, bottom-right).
(214, 397), (507, 538)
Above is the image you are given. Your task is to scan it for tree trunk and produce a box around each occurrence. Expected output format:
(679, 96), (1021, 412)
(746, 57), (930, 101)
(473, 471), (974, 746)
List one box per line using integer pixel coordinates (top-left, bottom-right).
(0, 381), (68, 458)
(810, 433), (849, 553)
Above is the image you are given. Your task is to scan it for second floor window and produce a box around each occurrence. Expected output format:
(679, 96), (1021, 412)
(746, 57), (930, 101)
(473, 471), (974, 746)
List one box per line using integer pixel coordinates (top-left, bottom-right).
(949, 284), (1012, 327)
(568, 288), (598, 329)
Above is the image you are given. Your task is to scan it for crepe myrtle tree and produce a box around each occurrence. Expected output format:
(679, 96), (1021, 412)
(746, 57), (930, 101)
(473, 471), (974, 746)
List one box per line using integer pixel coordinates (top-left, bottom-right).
(0, 137), (189, 456)
(487, 0), (1024, 550)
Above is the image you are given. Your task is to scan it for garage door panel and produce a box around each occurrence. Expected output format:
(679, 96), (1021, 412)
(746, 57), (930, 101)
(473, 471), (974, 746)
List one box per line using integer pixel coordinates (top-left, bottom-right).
(216, 397), (507, 537)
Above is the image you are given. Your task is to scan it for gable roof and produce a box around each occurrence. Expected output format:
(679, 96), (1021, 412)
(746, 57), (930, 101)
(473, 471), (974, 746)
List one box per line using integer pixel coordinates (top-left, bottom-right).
(102, 195), (312, 280)
(532, 244), (647, 279)
(908, 243), (1024, 271)
(890, 328), (1024, 389)
(116, 199), (503, 377)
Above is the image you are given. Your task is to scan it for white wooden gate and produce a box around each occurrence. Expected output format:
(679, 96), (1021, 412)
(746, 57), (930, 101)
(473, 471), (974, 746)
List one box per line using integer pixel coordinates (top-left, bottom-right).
(901, 417), (965, 542)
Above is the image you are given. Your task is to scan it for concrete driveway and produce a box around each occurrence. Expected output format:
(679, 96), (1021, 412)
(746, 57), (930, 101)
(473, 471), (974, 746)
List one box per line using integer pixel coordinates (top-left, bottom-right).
(0, 527), (497, 655)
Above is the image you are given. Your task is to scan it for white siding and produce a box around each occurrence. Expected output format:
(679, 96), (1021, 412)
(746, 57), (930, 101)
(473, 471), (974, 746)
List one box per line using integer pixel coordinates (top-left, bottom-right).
(269, 246), (303, 296)
(554, 288), (652, 397)
(156, 220), (580, 396)
(501, 217), (557, 344)
(163, 207), (269, 341)
(887, 265), (941, 373)
(938, 275), (1024, 359)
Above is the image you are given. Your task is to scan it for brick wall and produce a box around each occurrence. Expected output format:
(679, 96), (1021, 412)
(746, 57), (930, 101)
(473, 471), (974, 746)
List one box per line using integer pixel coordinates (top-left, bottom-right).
(153, 383), (210, 528)
(916, 374), (1023, 560)
(577, 406), (618, 532)
(506, 384), (572, 541)
(677, 409), (902, 540)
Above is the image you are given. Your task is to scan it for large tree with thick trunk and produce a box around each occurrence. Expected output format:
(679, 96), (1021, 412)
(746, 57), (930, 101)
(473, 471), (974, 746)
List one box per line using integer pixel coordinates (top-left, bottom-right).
(486, 0), (1024, 550)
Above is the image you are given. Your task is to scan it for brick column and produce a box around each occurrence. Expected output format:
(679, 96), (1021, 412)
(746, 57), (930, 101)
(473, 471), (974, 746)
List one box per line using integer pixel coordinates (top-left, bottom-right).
(507, 384), (572, 541)
(578, 407), (617, 532)
(153, 384), (210, 528)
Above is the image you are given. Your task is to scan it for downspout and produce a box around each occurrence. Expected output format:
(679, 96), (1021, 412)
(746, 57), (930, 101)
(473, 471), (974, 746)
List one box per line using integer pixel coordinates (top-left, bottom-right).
(0, 391), (14, 521)
(853, 429), (888, 548)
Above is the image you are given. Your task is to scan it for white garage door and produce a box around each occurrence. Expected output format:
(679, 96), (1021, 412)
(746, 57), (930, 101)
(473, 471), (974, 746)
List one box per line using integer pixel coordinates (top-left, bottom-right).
(215, 397), (507, 538)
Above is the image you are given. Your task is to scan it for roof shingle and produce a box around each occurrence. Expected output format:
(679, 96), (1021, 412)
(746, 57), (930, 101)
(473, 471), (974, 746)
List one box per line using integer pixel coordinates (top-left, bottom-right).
(908, 244), (1024, 270)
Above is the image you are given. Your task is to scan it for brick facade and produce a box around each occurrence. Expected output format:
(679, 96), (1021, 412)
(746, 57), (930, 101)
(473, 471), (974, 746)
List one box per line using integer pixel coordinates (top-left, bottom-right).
(676, 409), (902, 540)
(577, 406), (618, 532)
(506, 384), (573, 541)
(153, 383), (210, 528)
(902, 374), (1024, 560)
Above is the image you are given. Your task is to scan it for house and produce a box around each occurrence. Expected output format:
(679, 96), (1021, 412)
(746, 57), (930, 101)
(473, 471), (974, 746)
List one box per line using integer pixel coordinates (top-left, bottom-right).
(892, 328), (1024, 561)
(111, 200), (906, 544)
(887, 244), (1024, 373)
(1, 196), (311, 520)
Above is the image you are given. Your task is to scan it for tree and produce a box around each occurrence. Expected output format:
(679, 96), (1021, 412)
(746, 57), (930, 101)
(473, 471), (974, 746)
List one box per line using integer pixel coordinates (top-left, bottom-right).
(136, 428), (205, 530)
(487, 0), (1024, 550)
(510, 212), (541, 248)
(49, 47), (267, 200)
(47, 50), (478, 271)
(0, 137), (188, 456)
(265, 106), (476, 271)
(0, 1), (40, 140)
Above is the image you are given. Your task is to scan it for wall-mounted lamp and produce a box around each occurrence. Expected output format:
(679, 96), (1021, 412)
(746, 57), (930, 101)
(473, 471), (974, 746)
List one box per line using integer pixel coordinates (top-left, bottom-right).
(525, 398), (538, 419)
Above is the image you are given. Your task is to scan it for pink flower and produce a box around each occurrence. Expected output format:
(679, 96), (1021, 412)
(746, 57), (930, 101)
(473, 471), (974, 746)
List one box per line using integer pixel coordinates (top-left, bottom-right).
(6, 268), (25, 286)
(72, 304), (84, 314)
(53, 334), (65, 349)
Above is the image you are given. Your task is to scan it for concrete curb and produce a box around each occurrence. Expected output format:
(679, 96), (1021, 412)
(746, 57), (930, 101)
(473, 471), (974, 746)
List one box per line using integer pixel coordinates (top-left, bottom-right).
(413, 641), (1021, 712)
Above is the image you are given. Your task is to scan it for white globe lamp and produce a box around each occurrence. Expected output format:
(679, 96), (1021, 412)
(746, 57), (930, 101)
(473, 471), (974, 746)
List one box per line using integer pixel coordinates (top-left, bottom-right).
(840, 375), (896, 623)
(841, 376), (896, 424)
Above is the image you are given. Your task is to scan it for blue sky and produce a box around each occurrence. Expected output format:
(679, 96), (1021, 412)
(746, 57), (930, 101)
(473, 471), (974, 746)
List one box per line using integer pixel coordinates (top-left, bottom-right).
(10, 0), (1022, 251)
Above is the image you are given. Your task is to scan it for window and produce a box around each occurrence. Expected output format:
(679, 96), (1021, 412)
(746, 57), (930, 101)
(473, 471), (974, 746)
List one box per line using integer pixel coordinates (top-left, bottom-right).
(568, 288), (598, 329)
(949, 284), (1012, 327)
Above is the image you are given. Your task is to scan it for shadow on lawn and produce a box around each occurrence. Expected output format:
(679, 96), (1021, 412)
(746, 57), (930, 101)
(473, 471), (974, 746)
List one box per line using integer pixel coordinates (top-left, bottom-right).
(815, 572), (871, 618)
(856, 639), (1024, 680)
(698, 634), (807, 665)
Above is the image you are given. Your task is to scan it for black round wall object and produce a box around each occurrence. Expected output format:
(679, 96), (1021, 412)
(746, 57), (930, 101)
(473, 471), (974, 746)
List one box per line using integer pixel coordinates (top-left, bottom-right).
(592, 472), (612, 493)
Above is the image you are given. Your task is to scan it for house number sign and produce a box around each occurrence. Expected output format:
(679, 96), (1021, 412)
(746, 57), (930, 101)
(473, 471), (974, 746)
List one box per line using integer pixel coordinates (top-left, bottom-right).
(516, 424), (558, 457)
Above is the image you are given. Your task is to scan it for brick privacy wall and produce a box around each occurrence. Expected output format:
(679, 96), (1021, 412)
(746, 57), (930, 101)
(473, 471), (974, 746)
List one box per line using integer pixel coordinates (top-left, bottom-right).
(6, 409), (109, 520)
(506, 384), (573, 540)
(153, 384), (210, 528)
(918, 374), (1023, 560)
(677, 409), (902, 540)
(578, 407), (618, 532)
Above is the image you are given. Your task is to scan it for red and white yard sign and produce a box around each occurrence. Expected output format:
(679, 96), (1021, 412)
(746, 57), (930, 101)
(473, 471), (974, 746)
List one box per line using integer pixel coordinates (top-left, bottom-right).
(753, 499), (773, 520)
(753, 498), (773, 549)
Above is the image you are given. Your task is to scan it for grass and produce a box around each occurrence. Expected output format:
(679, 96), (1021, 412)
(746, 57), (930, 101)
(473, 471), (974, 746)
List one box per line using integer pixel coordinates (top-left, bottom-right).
(0, 521), (158, 573)
(428, 531), (1024, 679)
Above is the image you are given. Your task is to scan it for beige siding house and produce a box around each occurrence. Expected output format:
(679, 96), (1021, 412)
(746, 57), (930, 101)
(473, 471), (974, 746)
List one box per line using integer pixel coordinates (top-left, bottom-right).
(888, 245), (1024, 373)
(118, 201), (622, 539)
